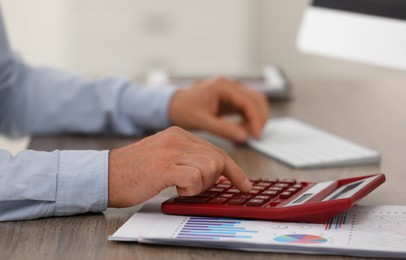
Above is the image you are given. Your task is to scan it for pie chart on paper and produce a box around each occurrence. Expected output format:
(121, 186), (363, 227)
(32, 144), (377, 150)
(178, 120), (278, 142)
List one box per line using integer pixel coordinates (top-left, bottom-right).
(274, 234), (327, 244)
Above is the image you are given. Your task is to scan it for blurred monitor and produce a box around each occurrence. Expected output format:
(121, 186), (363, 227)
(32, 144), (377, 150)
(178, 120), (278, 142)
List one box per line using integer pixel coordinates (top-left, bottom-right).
(297, 0), (406, 70)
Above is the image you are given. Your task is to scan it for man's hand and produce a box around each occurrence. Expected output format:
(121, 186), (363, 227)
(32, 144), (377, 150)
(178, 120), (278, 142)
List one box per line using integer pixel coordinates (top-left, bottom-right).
(108, 126), (252, 208)
(169, 76), (270, 143)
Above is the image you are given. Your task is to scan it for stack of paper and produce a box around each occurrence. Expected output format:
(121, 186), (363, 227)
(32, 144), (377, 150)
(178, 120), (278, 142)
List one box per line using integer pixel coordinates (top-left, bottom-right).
(109, 196), (406, 258)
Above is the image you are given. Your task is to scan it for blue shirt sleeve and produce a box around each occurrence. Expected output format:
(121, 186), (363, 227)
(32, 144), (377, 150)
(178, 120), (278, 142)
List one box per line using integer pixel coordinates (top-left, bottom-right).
(0, 6), (177, 221)
(0, 149), (109, 221)
(0, 57), (177, 138)
(0, 8), (176, 138)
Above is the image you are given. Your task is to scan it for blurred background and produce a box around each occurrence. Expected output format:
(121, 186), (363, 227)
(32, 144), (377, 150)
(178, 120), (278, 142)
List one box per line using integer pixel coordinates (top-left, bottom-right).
(1, 0), (405, 152)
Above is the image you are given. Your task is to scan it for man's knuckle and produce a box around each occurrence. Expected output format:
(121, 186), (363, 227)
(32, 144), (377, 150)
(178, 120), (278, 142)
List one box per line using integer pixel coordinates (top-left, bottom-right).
(208, 159), (219, 173)
(188, 169), (201, 182)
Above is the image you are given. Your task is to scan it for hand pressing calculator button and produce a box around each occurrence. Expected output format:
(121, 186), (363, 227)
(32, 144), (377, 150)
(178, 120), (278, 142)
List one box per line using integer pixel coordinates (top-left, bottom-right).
(161, 173), (385, 223)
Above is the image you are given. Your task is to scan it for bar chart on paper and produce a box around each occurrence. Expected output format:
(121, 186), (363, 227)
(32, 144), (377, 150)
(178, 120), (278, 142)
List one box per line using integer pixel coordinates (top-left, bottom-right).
(145, 214), (338, 245)
(175, 217), (258, 240)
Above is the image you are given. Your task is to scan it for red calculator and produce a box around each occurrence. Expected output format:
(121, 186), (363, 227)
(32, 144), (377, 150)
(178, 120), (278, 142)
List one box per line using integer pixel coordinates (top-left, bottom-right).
(161, 173), (385, 223)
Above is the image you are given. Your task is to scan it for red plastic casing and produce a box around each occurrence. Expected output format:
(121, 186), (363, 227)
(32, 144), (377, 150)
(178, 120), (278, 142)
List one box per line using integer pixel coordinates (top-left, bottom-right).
(161, 173), (385, 223)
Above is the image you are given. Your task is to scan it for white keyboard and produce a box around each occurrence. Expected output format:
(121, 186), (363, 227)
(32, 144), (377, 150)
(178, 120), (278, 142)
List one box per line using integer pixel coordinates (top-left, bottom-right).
(248, 118), (380, 169)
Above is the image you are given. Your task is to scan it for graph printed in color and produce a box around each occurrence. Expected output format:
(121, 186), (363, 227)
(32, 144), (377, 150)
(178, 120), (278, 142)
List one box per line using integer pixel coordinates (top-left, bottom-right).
(176, 217), (258, 240)
(274, 234), (328, 244)
(325, 212), (347, 230)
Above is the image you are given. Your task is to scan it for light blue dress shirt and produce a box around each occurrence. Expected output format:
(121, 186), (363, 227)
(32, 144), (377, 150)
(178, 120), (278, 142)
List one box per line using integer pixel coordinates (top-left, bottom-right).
(0, 6), (176, 221)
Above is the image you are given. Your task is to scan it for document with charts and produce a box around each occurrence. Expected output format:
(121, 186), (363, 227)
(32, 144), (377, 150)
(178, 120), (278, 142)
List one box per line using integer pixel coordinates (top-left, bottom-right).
(109, 197), (406, 258)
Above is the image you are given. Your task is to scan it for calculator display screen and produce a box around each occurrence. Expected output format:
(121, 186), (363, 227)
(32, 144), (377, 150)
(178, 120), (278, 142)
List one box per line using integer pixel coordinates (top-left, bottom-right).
(322, 176), (378, 201)
(291, 193), (312, 204)
(327, 182), (362, 200)
(284, 181), (335, 207)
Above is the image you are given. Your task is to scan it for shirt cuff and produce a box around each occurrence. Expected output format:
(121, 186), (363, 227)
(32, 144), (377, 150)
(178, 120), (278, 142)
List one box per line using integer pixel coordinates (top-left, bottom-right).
(55, 150), (108, 216)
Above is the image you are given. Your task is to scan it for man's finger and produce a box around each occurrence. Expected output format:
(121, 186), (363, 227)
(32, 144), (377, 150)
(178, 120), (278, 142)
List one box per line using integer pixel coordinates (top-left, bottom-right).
(168, 165), (204, 196)
(219, 87), (264, 139)
(166, 127), (252, 192)
(176, 150), (224, 191)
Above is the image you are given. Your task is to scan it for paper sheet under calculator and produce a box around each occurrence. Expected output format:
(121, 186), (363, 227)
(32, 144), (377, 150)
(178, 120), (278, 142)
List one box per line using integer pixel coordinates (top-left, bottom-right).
(109, 196), (406, 258)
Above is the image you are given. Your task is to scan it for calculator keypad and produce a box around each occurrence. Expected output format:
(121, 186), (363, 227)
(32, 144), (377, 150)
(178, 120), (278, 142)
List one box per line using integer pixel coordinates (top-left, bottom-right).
(173, 178), (304, 207)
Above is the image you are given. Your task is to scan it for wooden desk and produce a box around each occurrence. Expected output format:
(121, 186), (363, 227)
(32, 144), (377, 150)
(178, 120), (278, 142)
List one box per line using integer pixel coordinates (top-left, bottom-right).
(2, 77), (406, 259)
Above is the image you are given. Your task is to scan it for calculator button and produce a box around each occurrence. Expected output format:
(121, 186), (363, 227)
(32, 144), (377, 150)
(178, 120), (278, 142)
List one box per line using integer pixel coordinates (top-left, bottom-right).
(279, 191), (293, 199)
(208, 187), (225, 193)
(247, 189), (261, 195)
(233, 194), (252, 200)
(208, 197), (229, 204)
(280, 179), (296, 185)
(246, 199), (266, 206)
(274, 183), (290, 188)
(228, 198), (248, 205)
(225, 188), (241, 194)
(218, 193), (234, 198)
(255, 182), (272, 188)
(286, 187), (298, 193)
(268, 186), (284, 192)
(215, 183), (232, 189)
(263, 178), (279, 184)
(254, 195), (271, 201)
(292, 184), (303, 190)
(252, 185), (267, 191)
(261, 190), (279, 197)
(199, 192), (218, 197)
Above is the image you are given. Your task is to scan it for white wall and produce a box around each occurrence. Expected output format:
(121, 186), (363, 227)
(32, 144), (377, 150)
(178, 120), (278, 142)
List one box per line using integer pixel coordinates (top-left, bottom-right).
(1, 0), (70, 68)
(2, 0), (259, 78)
(3, 0), (404, 79)
(66, 0), (260, 77)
